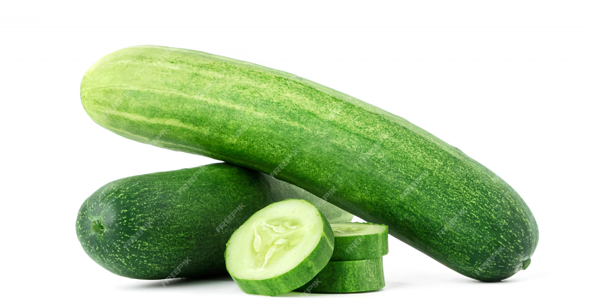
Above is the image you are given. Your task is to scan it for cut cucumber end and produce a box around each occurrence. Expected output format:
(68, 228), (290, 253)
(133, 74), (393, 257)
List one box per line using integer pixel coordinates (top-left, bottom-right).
(296, 258), (385, 293)
(330, 222), (389, 261)
(225, 199), (334, 296)
(332, 222), (388, 236)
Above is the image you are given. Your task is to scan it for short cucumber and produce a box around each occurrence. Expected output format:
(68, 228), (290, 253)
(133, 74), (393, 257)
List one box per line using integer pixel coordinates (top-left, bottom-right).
(331, 223), (388, 261)
(225, 199), (334, 296)
(296, 258), (385, 293)
(76, 164), (349, 279)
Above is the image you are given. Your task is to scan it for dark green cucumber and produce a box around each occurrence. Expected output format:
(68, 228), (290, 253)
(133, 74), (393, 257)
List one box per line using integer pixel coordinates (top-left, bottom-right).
(225, 199), (334, 296)
(296, 258), (385, 293)
(81, 45), (539, 281)
(76, 163), (350, 279)
(331, 223), (388, 261)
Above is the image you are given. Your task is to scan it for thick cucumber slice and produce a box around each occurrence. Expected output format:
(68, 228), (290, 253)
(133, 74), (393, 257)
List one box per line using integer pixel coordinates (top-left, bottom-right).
(296, 258), (385, 293)
(225, 199), (335, 296)
(331, 223), (388, 261)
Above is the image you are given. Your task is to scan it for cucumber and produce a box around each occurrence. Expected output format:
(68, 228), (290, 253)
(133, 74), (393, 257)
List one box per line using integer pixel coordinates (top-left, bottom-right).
(331, 223), (388, 261)
(81, 45), (539, 281)
(225, 199), (334, 296)
(296, 258), (385, 293)
(76, 163), (349, 279)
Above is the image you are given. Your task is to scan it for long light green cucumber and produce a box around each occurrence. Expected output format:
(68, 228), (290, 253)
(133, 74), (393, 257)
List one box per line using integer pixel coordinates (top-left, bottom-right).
(80, 45), (539, 281)
(76, 163), (349, 279)
(330, 223), (388, 261)
(295, 258), (385, 293)
(225, 199), (334, 296)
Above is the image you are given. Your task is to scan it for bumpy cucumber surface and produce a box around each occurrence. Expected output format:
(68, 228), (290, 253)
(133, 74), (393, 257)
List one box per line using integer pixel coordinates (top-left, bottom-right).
(331, 223), (388, 261)
(76, 163), (349, 279)
(81, 46), (538, 281)
(225, 199), (334, 296)
(296, 258), (385, 293)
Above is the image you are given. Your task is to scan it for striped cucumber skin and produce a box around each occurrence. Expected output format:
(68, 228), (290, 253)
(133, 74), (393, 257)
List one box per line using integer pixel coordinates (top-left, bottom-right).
(76, 163), (349, 279)
(295, 258), (385, 293)
(331, 223), (389, 261)
(81, 46), (539, 281)
(226, 200), (335, 296)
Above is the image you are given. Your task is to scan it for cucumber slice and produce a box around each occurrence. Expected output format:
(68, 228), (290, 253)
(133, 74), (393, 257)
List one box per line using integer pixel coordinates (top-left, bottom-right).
(225, 199), (335, 296)
(331, 223), (388, 261)
(296, 258), (385, 293)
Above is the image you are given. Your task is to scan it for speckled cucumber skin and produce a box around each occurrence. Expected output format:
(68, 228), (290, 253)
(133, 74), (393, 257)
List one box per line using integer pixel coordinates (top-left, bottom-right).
(226, 199), (335, 296)
(295, 258), (385, 293)
(76, 163), (349, 279)
(331, 223), (389, 261)
(81, 46), (539, 281)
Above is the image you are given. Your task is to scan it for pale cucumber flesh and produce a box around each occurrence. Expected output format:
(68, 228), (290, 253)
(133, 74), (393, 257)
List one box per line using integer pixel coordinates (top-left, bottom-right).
(225, 199), (334, 296)
(332, 223), (387, 236)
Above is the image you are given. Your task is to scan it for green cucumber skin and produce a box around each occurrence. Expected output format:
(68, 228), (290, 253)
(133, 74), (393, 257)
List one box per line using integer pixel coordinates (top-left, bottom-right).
(331, 223), (389, 261)
(76, 163), (349, 279)
(226, 200), (335, 296)
(295, 258), (385, 293)
(81, 45), (539, 281)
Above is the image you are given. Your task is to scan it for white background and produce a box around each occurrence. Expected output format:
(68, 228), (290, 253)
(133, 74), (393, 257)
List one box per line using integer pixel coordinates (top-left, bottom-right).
(1, 1), (588, 299)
